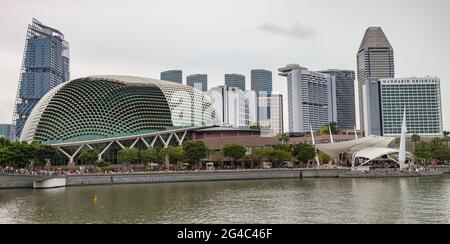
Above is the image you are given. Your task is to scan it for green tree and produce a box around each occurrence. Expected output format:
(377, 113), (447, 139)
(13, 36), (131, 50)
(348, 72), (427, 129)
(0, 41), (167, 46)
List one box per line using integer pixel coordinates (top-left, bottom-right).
(95, 159), (111, 168)
(319, 122), (337, 135)
(292, 143), (316, 164)
(8, 142), (34, 168)
(414, 141), (432, 165)
(278, 133), (290, 145)
(268, 148), (292, 168)
(140, 148), (163, 165)
(247, 147), (272, 168)
(32, 143), (58, 167)
(319, 152), (332, 164)
(118, 148), (139, 169)
(183, 141), (209, 167)
(78, 148), (99, 165)
(163, 146), (186, 169)
(223, 144), (247, 167)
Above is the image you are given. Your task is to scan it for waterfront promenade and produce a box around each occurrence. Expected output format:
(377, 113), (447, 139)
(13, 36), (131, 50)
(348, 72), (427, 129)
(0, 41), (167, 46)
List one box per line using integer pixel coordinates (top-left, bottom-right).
(1, 166), (447, 189)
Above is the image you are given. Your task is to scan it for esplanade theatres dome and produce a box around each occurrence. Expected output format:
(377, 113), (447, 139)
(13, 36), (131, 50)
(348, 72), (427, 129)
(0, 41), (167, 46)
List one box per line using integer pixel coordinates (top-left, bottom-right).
(19, 75), (218, 144)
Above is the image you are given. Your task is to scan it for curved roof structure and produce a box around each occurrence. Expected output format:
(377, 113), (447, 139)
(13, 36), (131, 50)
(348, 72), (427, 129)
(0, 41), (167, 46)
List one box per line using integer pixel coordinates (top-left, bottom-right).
(315, 136), (395, 158)
(353, 147), (400, 162)
(20, 75), (218, 144)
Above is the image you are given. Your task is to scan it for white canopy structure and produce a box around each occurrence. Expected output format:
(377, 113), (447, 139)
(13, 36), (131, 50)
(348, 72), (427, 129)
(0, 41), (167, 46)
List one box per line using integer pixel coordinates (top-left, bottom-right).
(351, 147), (413, 169)
(315, 136), (395, 159)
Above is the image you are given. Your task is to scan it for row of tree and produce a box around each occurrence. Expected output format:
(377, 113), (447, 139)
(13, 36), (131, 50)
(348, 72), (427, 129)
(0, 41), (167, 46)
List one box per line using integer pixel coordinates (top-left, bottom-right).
(78, 140), (210, 169)
(0, 137), (58, 168)
(413, 136), (450, 164)
(220, 143), (316, 168)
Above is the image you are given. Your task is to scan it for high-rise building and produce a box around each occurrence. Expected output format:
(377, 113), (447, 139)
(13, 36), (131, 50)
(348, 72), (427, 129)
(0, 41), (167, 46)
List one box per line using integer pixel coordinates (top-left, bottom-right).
(318, 69), (356, 129)
(161, 70), (182, 84)
(13, 19), (70, 138)
(364, 77), (443, 137)
(279, 64), (336, 133)
(0, 124), (16, 141)
(251, 69), (272, 92)
(205, 86), (257, 128)
(258, 94), (284, 135)
(225, 73), (246, 91)
(357, 27), (394, 132)
(187, 74), (208, 92)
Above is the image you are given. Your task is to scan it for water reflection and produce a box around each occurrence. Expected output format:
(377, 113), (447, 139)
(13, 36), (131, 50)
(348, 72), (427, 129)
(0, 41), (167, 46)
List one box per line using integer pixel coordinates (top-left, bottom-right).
(0, 176), (449, 223)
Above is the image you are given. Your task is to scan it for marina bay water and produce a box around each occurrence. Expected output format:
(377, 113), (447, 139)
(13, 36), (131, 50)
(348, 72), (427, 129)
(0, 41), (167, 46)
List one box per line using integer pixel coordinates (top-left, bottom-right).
(1, 176), (450, 224)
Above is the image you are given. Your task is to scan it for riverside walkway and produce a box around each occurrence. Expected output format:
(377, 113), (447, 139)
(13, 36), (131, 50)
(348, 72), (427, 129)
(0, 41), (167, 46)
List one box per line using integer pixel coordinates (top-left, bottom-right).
(1, 167), (445, 189)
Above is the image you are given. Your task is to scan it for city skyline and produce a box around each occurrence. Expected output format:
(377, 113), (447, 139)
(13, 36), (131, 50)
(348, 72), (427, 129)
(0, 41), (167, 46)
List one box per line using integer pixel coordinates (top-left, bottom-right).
(1, 0), (449, 131)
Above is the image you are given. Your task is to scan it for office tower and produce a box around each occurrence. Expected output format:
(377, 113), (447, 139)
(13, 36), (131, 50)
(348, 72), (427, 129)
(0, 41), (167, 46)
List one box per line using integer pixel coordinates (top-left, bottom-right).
(0, 124), (16, 141)
(13, 19), (70, 138)
(251, 69), (272, 92)
(279, 64), (336, 133)
(258, 94), (284, 135)
(187, 74), (208, 92)
(357, 27), (394, 132)
(225, 73), (246, 91)
(318, 69), (356, 129)
(205, 86), (257, 128)
(364, 78), (443, 137)
(160, 70), (182, 84)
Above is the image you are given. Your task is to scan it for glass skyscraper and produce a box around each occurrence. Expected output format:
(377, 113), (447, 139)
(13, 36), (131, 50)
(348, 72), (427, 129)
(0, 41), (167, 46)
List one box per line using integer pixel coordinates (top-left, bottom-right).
(251, 69), (272, 92)
(187, 74), (208, 92)
(161, 70), (182, 84)
(13, 19), (70, 138)
(357, 27), (394, 133)
(319, 69), (356, 129)
(225, 73), (245, 91)
(0, 124), (16, 141)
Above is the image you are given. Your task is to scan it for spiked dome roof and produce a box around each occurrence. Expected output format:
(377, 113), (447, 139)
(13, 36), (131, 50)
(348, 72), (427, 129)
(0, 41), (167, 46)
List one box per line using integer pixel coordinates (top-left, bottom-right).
(20, 76), (218, 144)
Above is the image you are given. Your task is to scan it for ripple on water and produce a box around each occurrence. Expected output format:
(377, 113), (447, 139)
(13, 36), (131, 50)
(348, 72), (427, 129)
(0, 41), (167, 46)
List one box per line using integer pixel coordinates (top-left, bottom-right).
(0, 177), (449, 223)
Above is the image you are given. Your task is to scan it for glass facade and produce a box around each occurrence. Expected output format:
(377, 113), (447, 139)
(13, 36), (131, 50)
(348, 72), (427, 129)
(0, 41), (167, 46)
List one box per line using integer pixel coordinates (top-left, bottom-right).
(187, 74), (208, 92)
(251, 69), (272, 92)
(13, 19), (70, 139)
(225, 73), (246, 91)
(319, 70), (356, 129)
(0, 124), (16, 141)
(160, 70), (182, 84)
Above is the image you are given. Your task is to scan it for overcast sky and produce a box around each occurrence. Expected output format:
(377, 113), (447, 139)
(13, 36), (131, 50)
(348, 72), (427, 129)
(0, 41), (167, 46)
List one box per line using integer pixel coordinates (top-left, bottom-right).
(1, 0), (449, 131)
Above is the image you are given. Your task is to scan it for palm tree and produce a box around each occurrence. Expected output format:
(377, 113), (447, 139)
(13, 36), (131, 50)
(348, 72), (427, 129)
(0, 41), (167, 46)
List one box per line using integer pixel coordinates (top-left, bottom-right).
(278, 133), (290, 145)
(411, 134), (421, 150)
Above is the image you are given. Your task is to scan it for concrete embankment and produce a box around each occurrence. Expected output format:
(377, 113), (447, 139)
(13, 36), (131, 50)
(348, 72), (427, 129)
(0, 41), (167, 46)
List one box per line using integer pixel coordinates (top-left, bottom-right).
(67, 169), (349, 186)
(428, 166), (450, 174)
(0, 175), (48, 189)
(0, 168), (445, 189)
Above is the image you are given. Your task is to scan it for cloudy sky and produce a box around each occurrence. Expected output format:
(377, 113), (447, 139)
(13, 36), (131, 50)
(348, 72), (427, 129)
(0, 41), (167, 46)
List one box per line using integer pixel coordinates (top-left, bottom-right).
(0, 0), (449, 131)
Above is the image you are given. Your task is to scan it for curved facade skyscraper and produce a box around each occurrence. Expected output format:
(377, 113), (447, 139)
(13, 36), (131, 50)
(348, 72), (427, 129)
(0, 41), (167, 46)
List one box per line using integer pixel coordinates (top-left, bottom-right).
(13, 19), (70, 139)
